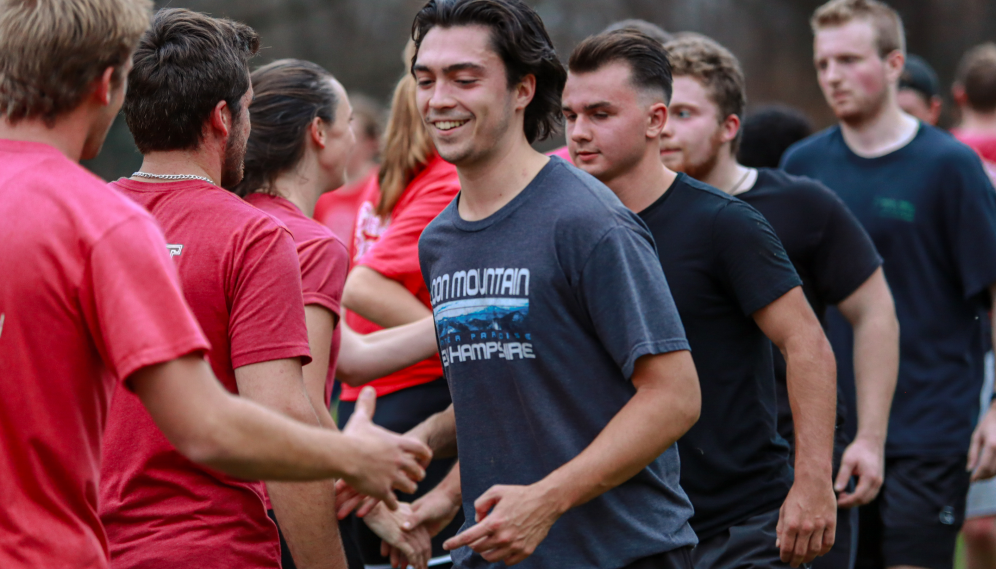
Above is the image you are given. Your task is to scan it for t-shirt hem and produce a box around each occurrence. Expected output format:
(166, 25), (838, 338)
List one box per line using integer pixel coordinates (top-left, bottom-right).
(693, 496), (787, 541)
(117, 337), (210, 390)
(231, 345), (312, 369)
(622, 338), (690, 379)
(339, 374), (444, 401)
(823, 259), (884, 305)
(741, 276), (801, 316)
(302, 292), (341, 317)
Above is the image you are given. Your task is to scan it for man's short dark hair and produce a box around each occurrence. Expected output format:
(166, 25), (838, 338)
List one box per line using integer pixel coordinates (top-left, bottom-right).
(568, 30), (674, 105)
(956, 42), (996, 113)
(124, 8), (260, 153)
(600, 19), (673, 45)
(411, 0), (566, 144)
(738, 105), (814, 169)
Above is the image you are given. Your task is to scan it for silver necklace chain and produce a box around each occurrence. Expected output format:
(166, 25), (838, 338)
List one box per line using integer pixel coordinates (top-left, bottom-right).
(132, 171), (216, 185)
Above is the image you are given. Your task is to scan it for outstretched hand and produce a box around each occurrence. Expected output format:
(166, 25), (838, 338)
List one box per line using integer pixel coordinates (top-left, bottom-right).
(442, 484), (561, 566)
(363, 502), (432, 569)
(340, 387), (432, 510)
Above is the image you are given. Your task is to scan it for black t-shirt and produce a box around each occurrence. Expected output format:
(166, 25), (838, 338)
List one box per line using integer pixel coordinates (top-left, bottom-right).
(639, 173), (802, 539)
(738, 168), (883, 451)
(784, 124), (996, 456)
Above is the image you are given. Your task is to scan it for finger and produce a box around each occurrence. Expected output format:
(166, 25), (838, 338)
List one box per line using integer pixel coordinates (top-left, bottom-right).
(838, 471), (875, 508)
(398, 436), (433, 466)
(382, 491), (399, 511)
(973, 442), (996, 482)
(480, 546), (514, 563)
(355, 386), (378, 421)
(834, 458), (856, 493)
(356, 495), (381, 518)
(400, 455), (427, 483)
(822, 518), (836, 555)
(336, 492), (367, 520)
(444, 522), (492, 550)
(791, 526), (812, 567)
(394, 474), (418, 495)
(779, 525), (797, 564)
(390, 545), (400, 569)
(473, 487), (503, 523)
(381, 540), (390, 558)
(969, 429), (983, 472)
(805, 526), (825, 564)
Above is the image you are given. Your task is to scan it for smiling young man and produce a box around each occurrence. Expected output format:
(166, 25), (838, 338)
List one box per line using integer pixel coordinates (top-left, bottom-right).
(386, 1), (707, 568)
(562, 30), (839, 568)
(782, 2), (996, 568)
(659, 34), (900, 569)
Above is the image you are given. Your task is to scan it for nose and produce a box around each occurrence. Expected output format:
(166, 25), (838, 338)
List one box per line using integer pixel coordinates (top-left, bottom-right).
(569, 115), (592, 143)
(427, 80), (457, 113)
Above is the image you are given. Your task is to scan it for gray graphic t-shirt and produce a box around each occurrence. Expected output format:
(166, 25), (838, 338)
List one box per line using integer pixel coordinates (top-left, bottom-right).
(419, 157), (697, 569)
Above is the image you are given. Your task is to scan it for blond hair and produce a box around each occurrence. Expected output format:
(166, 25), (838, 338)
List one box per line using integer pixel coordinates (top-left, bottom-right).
(375, 73), (435, 217)
(0, 0), (152, 125)
(811, 0), (905, 58)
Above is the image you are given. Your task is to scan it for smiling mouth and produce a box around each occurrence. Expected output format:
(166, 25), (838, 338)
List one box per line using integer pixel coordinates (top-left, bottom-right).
(433, 120), (468, 131)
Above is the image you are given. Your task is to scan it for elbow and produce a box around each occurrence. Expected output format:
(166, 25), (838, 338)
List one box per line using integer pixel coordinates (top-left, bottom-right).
(334, 366), (372, 388)
(171, 414), (230, 468)
(678, 369), (702, 435)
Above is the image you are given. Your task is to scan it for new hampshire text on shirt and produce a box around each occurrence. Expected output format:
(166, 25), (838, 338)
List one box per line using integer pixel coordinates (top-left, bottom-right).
(429, 267), (535, 366)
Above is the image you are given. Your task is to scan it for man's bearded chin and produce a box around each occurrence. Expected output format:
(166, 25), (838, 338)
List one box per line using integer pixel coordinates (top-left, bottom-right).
(220, 135), (246, 188)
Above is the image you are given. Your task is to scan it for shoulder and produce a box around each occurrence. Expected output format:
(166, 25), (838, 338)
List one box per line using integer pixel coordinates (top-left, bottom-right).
(782, 126), (842, 166)
(918, 124), (986, 165)
(752, 168), (843, 208)
(408, 156), (461, 196)
(546, 158), (652, 238)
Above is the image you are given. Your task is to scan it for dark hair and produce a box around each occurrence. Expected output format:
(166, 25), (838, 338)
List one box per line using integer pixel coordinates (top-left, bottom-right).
(956, 43), (996, 113)
(737, 105), (814, 169)
(230, 59), (338, 197)
(568, 30), (674, 105)
(124, 8), (260, 153)
(411, 0), (566, 143)
(600, 19), (673, 45)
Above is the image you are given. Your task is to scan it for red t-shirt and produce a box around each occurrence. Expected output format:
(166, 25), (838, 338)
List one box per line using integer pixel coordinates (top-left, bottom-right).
(953, 130), (996, 183)
(246, 193), (350, 405)
(548, 145), (573, 162)
(100, 179), (311, 569)
(314, 170), (375, 249)
(0, 140), (208, 569)
(341, 155), (460, 400)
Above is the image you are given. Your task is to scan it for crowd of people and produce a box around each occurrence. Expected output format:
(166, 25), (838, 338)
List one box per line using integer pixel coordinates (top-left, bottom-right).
(2, 0), (996, 569)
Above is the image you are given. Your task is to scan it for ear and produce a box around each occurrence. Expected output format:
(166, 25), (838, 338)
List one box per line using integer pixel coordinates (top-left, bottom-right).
(209, 100), (232, 141)
(647, 102), (669, 139)
(309, 117), (327, 149)
(514, 73), (537, 112)
(884, 50), (905, 83)
(721, 113), (741, 145)
(92, 66), (116, 106)
(952, 83), (968, 106)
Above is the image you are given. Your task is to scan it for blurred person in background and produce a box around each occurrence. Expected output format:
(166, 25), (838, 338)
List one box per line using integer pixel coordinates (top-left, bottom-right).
(314, 93), (385, 247)
(661, 33), (899, 569)
(783, 2), (996, 568)
(951, 41), (996, 569)
(738, 105), (814, 168)
(232, 59), (437, 569)
(564, 29), (838, 568)
(338, 66), (463, 569)
(896, 54), (943, 126)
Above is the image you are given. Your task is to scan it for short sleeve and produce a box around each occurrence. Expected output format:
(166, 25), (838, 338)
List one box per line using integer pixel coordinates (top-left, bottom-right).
(942, 149), (996, 300)
(359, 171), (459, 292)
(714, 200), (802, 315)
(577, 225), (690, 379)
(809, 185), (883, 304)
(229, 224), (311, 368)
(299, 235), (349, 318)
(82, 216), (209, 383)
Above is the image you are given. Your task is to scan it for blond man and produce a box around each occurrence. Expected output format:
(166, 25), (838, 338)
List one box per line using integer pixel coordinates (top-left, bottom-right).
(783, 1), (996, 568)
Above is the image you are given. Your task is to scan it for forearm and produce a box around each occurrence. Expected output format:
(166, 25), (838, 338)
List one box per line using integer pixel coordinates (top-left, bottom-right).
(336, 318), (439, 387)
(268, 481), (346, 569)
(850, 312), (898, 444)
(784, 336), (837, 480)
(408, 404), (458, 458)
(539, 352), (699, 512)
(342, 266), (431, 328)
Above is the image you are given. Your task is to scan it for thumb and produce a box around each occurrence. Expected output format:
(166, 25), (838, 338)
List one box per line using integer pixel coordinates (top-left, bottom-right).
(404, 500), (428, 530)
(354, 386), (378, 421)
(474, 486), (503, 523)
(835, 455), (856, 493)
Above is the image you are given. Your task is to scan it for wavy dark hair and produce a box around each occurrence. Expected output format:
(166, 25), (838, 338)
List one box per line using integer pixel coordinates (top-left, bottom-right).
(411, 0), (565, 143)
(124, 8), (259, 153)
(230, 59), (338, 197)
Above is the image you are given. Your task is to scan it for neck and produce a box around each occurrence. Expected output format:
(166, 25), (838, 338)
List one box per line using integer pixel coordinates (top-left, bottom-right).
(270, 155), (327, 218)
(135, 148), (223, 187)
(839, 96), (918, 157)
(0, 114), (90, 162)
(455, 133), (548, 222)
(697, 149), (751, 195)
(957, 109), (996, 135)
(603, 146), (677, 213)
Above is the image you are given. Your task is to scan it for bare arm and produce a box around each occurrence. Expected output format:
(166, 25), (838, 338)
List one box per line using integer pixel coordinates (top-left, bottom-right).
(834, 268), (899, 507)
(754, 286), (837, 567)
(236, 358), (345, 569)
(968, 283), (996, 481)
(131, 355), (430, 489)
(442, 350), (700, 565)
(408, 404), (459, 459)
(336, 317), (439, 387)
(303, 305), (339, 429)
(342, 266), (430, 328)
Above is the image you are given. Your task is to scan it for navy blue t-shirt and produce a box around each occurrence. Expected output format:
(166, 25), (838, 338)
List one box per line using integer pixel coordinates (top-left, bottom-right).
(419, 157), (697, 569)
(783, 124), (996, 456)
(738, 168), (883, 451)
(638, 173), (802, 540)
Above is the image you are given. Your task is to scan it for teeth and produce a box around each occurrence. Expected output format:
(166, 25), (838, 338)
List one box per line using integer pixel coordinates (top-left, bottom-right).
(435, 120), (467, 131)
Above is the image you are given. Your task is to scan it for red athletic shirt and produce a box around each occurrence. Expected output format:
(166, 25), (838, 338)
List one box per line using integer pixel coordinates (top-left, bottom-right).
(341, 155), (459, 400)
(245, 193), (350, 405)
(548, 145), (573, 162)
(0, 140), (208, 569)
(314, 170), (375, 248)
(100, 179), (311, 569)
(953, 130), (996, 183)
